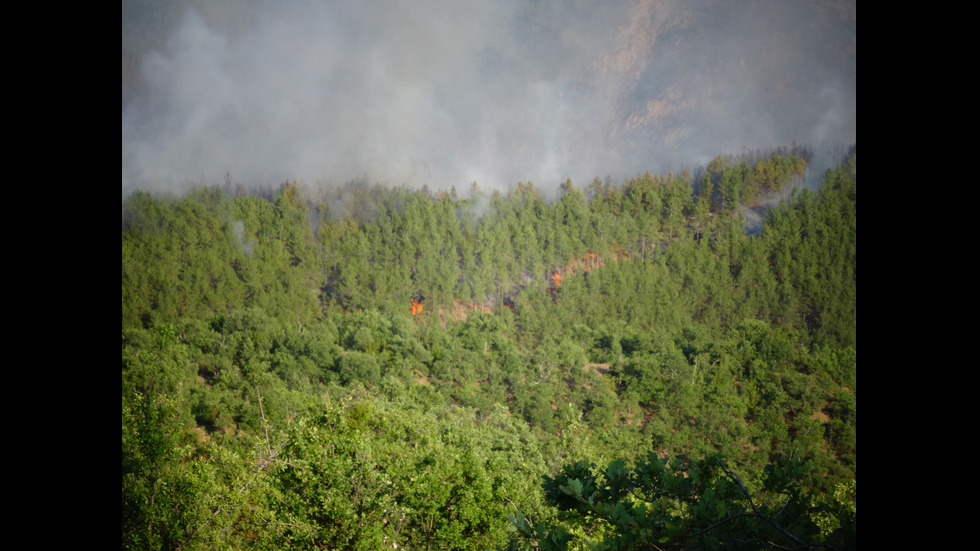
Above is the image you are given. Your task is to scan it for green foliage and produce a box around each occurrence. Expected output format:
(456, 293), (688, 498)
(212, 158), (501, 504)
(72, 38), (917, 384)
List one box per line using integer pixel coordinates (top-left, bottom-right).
(122, 150), (854, 549)
(260, 395), (550, 550)
(510, 454), (854, 550)
(264, 409), (393, 548)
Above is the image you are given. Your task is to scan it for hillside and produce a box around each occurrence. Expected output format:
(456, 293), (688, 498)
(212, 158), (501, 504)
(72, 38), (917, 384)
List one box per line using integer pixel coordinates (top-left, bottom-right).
(122, 151), (856, 550)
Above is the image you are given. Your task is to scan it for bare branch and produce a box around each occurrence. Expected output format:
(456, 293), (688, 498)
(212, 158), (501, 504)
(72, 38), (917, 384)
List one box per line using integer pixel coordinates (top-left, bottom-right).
(257, 387), (272, 458)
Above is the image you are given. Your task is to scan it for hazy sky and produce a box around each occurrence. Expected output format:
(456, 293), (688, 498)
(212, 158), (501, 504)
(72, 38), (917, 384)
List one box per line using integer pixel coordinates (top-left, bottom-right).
(122, 0), (855, 197)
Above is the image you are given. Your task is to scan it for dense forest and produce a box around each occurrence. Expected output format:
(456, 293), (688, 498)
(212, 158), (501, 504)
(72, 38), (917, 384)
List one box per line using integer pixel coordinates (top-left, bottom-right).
(122, 147), (856, 550)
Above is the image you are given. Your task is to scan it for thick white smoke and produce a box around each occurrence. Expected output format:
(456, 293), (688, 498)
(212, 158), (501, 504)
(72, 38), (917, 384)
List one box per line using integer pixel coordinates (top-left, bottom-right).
(122, 0), (855, 197)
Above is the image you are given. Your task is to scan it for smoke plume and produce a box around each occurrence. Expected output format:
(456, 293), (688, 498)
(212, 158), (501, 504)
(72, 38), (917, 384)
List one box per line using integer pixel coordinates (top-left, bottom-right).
(122, 0), (855, 197)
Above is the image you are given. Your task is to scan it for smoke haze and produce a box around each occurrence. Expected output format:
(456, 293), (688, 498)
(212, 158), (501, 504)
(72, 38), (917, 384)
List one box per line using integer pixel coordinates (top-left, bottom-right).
(122, 0), (855, 197)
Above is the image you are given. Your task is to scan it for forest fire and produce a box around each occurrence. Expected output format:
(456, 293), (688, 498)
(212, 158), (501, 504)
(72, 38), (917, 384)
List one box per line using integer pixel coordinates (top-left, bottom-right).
(122, 147), (856, 550)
